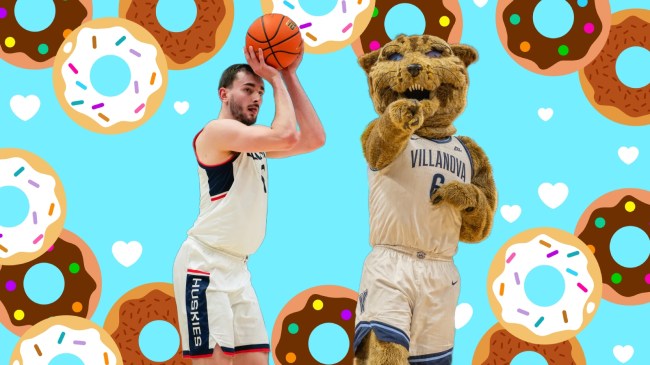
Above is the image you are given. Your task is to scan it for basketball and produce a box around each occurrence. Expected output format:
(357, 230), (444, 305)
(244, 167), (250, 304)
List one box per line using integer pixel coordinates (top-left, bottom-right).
(245, 14), (303, 70)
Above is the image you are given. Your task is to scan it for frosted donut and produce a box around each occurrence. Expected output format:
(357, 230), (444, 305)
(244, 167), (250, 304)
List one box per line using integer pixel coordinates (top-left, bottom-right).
(103, 282), (189, 364)
(0, 229), (101, 336)
(351, 0), (463, 58)
(52, 17), (168, 134)
(0, 148), (66, 266)
(272, 285), (357, 364)
(575, 188), (650, 305)
(472, 323), (586, 365)
(487, 228), (602, 344)
(9, 315), (123, 365)
(579, 9), (650, 126)
(119, 0), (234, 69)
(261, 0), (376, 54)
(0, 0), (92, 69)
(495, 0), (611, 75)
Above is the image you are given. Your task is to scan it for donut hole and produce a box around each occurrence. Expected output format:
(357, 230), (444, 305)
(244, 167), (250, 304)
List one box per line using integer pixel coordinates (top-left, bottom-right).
(14, 0), (55, 32)
(90, 56), (132, 97)
(298, 0), (339, 16)
(524, 265), (565, 307)
(0, 186), (29, 227)
(610, 226), (650, 269)
(24, 263), (64, 305)
(511, 351), (549, 364)
(138, 320), (180, 362)
(49, 353), (85, 365)
(532, 0), (574, 39)
(156, 0), (197, 32)
(308, 323), (349, 364)
(616, 47), (650, 89)
(385, 4), (426, 40)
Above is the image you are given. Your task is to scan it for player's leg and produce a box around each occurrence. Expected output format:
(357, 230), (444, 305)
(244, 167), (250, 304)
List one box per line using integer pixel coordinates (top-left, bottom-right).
(173, 240), (238, 364)
(231, 266), (270, 365)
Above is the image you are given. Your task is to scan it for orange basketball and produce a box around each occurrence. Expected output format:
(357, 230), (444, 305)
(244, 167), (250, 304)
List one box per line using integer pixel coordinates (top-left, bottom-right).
(245, 13), (303, 70)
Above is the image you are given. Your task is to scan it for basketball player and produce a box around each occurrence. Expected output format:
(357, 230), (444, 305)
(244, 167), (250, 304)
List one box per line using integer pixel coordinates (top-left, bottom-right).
(173, 46), (324, 365)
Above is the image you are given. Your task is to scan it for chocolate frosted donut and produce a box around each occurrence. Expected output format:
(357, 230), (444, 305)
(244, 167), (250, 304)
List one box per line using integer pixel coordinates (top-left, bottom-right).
(496, 0), (610, 75)
(575, 188), (650, 305)
(579, 9), (650, 126)
(472, 324), (586, 365)
(104, 282), (190, 365)
(0, 0), (92, 69)
(0, 229), (101, 336)
(272, 286), (357, 365)
(351, 0), (463, 58)
(119, 0), (234, 69)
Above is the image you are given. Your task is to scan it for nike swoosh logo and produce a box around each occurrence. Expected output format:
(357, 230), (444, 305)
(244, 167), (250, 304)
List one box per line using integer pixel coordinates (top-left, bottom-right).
(452, 280), (458, 285)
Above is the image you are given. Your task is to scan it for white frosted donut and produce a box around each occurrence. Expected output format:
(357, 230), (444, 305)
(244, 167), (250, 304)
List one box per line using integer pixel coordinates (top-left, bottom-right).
(487, 228), (602, 344)
(0, 149), (66, 266)
(53, 17), (168, 134)
(261, 0), (376, 53)
(10, 315), (123, 365)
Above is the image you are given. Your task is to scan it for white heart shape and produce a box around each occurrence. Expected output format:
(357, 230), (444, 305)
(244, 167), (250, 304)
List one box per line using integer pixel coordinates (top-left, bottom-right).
(473, 0), (488, 8)
(174, 101), (189, 115)
(613, 345), (634, 363)
(500, 205), (521, 223)
(537, 107), (554, 122)
(538, 182), (569, 209)
(618, 146), (639, 165)
(112, 240), (143, 267)
(455, 303), (473, 329)
(10, 95), (40, 121)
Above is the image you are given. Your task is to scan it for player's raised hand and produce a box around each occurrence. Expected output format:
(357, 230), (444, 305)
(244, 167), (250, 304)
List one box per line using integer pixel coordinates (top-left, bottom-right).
(244, 46), (281, 82)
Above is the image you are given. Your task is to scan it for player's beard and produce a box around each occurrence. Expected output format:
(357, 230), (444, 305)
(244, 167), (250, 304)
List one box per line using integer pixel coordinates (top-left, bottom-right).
(230, 101), (257, 126)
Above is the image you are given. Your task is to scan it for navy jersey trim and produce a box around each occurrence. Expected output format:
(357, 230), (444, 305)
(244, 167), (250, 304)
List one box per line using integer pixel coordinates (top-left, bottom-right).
(409, 348), (453, 364)
(192, 129), (239, 168)
(354, 321), (410, 353)
(455, 137), (474, 180)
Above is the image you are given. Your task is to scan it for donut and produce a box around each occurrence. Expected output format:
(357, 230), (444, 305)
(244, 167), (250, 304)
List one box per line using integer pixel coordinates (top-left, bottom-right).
(579, 9), (650, 126)
(574, 188), (650, 305)
(10, 315), (123, 364)
(487, 228), (602, 344)
(0, 0), (92, 69)
(495, 0), (611, 75)
(119, 0), (234, 69)
(0, 229), (101, 336)
(351, 0), (463, 58)
(52, 17), (168, 134)
(0, 148), (66, 266)
(272, 285), (357, 364)
(103, 282), (190, 365)
(472, 323), (586, 365)
(261, 0), (377, 54)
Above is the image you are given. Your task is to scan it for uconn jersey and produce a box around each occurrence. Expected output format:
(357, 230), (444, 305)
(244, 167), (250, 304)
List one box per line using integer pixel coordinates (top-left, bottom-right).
(368, 135), (473, 256)
(187, 132), (268, 256)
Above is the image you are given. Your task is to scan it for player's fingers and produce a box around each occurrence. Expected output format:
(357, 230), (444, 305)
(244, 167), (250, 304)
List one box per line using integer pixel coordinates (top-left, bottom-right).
(257, 47), (266, 64)
(243, 47), (251, 62)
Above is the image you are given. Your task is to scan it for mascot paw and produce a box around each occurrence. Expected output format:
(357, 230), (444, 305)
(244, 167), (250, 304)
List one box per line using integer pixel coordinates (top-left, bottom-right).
(431, 181), (477, 211)
(388, 99), (425, 131)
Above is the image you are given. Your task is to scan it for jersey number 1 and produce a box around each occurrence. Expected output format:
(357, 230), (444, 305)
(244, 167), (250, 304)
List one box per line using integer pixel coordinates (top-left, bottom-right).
(261, 164), (267, 193)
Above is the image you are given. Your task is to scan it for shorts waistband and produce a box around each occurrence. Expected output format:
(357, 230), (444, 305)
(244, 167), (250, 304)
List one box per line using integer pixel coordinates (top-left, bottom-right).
(374, 244), (453, 262)
(187, 236), (249, 263)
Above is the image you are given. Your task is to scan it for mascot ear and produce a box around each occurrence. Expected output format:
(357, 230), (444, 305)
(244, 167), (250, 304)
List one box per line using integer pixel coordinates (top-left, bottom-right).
(450, 44), (478, 67)
(359, 50), (380, 74)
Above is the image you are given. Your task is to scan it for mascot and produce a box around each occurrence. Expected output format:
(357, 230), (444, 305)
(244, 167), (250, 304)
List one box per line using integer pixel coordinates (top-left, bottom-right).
(354, 34), (498, 365)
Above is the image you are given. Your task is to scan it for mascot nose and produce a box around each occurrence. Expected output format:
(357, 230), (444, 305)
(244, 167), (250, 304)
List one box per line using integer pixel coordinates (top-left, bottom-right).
(407, 64), (422, 76)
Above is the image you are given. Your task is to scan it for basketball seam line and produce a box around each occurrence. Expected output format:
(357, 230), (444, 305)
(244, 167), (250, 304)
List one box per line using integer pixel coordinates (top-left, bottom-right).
(261, 15), (283, 68)
(261, 31), (301, 52)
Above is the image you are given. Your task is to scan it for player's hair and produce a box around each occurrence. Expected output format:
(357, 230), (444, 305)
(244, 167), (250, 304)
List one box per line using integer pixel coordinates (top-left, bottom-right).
(219, 64), (261, 89)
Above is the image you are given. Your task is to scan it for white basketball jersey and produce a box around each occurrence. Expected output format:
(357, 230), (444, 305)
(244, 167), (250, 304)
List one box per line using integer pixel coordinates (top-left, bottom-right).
(368, 135), (473, 256)
(187, 131), (268, 256)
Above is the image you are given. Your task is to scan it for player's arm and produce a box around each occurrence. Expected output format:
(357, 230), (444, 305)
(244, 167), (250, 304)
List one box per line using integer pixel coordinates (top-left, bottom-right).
(267, 52), (326, 159)
(204, 47), (299, 154)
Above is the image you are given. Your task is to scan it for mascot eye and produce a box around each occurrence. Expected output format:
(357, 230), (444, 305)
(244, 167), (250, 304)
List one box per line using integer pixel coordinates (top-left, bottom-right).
(426, 49), (442, 58)
(387, 52), (403, 61)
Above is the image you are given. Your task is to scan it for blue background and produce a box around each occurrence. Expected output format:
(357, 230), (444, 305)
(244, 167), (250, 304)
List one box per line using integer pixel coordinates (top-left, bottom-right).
(1, 0), (649, 364)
